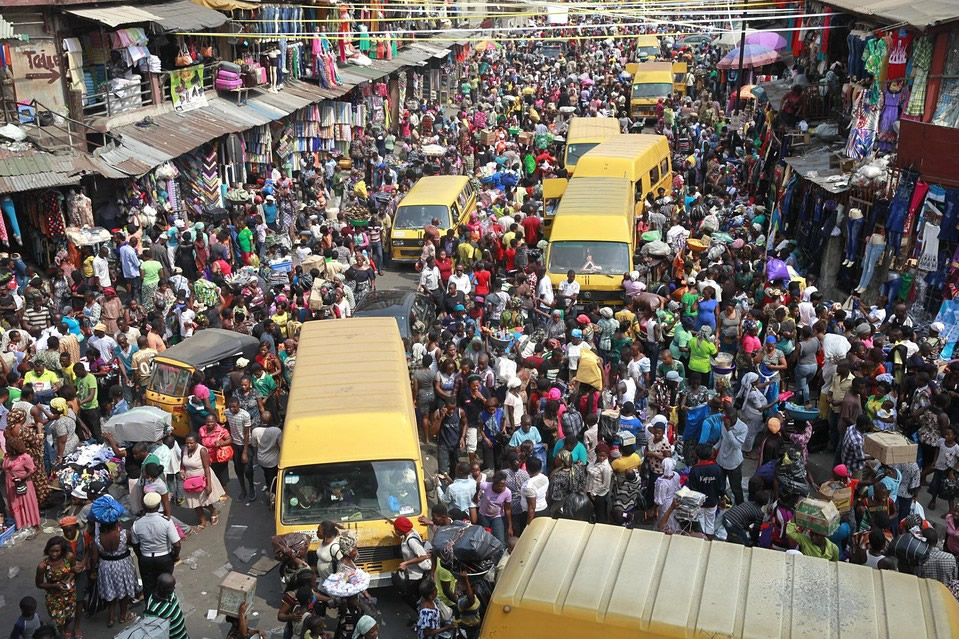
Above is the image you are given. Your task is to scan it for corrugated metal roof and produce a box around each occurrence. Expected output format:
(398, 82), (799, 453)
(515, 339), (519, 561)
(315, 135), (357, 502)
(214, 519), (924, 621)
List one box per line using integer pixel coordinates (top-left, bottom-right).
(823, 0), (959, 29)
(0, 147), (86, 194)
(65, 0), (228, 31)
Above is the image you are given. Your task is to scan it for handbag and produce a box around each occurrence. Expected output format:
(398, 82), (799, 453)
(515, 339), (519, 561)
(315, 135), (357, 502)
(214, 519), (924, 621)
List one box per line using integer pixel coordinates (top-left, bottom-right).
(216, 443), (234, 464)
(175, 48), (192, 67)
(183, 475), (207, 493)
(13, 477), (27, 496)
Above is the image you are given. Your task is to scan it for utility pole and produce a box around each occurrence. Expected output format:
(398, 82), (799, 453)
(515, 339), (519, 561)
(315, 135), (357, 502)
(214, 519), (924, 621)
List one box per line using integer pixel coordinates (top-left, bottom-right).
(733, 1), (748, 113)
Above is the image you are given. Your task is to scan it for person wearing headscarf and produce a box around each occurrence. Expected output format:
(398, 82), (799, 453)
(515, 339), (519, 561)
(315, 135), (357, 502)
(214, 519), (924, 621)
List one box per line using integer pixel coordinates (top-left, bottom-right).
(737, 372), (775, 453)
(4, 407), (51, 504)
(3, 434), (41, 533)
(596, 307), (618, 360)
(687, 325), (718, 385)
(654, 457), (682, 533)
(352, 615), (378, 638)
(547, 449), (585, 513)
(49, 397), (80, 465)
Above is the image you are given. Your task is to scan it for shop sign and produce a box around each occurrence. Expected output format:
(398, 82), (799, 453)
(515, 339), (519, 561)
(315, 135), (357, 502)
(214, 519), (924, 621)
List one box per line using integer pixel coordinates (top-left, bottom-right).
(9, 41), (66, 110)
(170, 64), (207, 113)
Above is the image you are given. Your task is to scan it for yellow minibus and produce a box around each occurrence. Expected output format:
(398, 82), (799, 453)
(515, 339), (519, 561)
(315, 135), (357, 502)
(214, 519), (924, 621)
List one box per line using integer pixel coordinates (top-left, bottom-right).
(573, 134), (672, 205)
(390, 175), (477, 262)
(480, 519), (959, 638)
(563, 116), (621, 174)
(628, 61), (674, 119)
(635, 35), (661, 61)
(275, 318), (430, 586)
(545, 177), (634, 307)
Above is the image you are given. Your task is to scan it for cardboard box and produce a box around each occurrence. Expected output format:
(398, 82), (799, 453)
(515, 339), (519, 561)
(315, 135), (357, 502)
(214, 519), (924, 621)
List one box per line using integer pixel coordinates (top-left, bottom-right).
(478, 129), (496, 145)
(518, 131), (534, 146)
(217, 571), (256, 617)
(864, 431), (918, 464)
(794, 498), (840, 536)
(819, 481), (852, 513)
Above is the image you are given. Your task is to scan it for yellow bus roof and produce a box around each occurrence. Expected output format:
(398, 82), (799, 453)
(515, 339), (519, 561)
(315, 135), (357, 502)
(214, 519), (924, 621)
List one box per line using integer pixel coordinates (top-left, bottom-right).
(396, 175), (470, 207)
(549, 178), (632, 243)
(566, 117), (621, 143)
(632, 61), (674, 74)
(485, 519), (959, 639)
(635, 35), (659, 46)
(574, 134), (669, 181)
(280, 318), (419, 468)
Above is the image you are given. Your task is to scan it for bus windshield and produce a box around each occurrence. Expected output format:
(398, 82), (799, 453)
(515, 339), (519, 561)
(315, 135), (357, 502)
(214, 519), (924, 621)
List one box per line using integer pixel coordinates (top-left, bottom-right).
(148, 362), (192, 396)
(549, 241), (630, 275)
(394, 205), (451, 230)
(637, 46), (660, 58)
(632, 83), (672, 99)
(280, 460), (422, 524)
(565, 142), (600, 167)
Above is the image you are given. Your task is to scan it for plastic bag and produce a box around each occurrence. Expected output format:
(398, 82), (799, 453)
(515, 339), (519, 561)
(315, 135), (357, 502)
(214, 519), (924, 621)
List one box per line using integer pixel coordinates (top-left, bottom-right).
(888, 534), (930, 566)
(767, 258), (789, 282)
(432, 523), (504, 572)
(271, 532), (311, 562)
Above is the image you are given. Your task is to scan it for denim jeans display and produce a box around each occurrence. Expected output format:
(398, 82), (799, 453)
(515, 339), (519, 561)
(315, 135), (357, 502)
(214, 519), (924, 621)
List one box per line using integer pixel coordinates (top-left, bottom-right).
(857, 239), (885, 291)
(845, 215), (864, 263)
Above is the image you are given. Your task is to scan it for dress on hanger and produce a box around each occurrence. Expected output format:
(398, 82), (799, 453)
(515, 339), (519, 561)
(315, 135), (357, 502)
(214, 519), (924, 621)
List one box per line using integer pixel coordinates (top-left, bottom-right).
(918, 220), (941, 271)
(878, 87), (902, 153)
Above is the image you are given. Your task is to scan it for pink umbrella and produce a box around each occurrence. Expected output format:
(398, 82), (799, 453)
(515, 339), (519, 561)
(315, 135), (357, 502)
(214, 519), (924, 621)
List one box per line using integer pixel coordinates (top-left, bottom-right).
(716, 44), (780, 70)
(746, 31), (788, 50)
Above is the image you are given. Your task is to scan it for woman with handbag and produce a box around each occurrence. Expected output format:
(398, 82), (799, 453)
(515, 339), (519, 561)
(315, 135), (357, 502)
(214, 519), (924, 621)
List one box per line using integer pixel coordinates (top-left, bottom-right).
(3, 436), (41, 535)
(181, 432), (225, 530)
(199, 414), (233, 496)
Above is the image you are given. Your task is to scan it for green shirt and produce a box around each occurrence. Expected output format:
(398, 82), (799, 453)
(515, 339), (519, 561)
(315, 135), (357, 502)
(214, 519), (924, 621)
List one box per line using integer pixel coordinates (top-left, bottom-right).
(786, 521), (839, 561)
(687, 336), (717, 374)
(681, 291), (700, 317)
(237, 227), (254, 253)
(670, 325), (692, 360)
(6, 385), (21, 408)
(141, 260), (164, 286)
(76, 373), (98, 410)
(252, 372), (276, 398)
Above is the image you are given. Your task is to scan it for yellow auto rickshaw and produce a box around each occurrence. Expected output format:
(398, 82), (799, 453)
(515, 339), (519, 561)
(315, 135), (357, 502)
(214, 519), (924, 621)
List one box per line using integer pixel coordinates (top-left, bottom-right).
(145, 329), (260, 437)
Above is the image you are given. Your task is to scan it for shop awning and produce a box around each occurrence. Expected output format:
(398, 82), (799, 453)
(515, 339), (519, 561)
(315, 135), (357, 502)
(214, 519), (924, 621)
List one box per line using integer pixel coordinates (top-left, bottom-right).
(65, 0), (229, 32)
(822, 0), (959, 30)
(0, 147), (87, 195)
(783, 143), (852, 194)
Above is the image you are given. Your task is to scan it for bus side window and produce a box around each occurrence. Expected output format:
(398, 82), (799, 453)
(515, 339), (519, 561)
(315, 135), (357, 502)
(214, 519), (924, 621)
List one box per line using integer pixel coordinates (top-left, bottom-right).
(451, 202), (460, 224)
(661, 157), (670, 176)
(650, 165), (660, 187)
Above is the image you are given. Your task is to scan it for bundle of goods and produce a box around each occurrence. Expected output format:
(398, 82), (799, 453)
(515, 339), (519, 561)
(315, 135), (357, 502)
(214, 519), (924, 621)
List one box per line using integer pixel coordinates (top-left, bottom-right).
(55, 443), (122, 492)
(322, 568), (371, 597)
(775, 450), (809, 498)
(103, 76), (144, 113)
(794, 498), (839, 536)
(673, 486), (706, 521)
(432, 522), (504, 576)
(343, 203), (371, 226)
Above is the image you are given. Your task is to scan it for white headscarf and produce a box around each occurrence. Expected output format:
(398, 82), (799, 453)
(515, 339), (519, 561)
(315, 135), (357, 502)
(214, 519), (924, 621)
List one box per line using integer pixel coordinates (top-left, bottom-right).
(661, 456), (676, 478)
(737, 371), (760, 401)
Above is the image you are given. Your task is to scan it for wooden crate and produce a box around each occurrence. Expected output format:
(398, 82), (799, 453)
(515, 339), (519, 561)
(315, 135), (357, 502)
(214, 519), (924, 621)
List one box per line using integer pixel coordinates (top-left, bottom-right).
(217, 571), (257, 617)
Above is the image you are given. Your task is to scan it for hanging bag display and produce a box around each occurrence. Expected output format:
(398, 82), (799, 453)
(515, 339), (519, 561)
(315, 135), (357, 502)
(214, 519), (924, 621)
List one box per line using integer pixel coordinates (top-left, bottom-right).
(175, 38), (193, 67)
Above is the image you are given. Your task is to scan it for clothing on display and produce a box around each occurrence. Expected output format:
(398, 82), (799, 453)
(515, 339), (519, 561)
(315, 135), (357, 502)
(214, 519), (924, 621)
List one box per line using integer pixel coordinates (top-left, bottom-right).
(918, 216), (941, 272)
(856, 234), (886, 292)
(886, 29), (912, 81)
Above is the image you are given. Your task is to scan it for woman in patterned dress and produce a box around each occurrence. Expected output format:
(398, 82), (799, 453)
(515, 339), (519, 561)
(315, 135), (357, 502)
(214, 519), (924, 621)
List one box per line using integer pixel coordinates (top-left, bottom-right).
(34, 537), (76, 636)
(5, 408), (52, 505)
(90, 520), (138, 627)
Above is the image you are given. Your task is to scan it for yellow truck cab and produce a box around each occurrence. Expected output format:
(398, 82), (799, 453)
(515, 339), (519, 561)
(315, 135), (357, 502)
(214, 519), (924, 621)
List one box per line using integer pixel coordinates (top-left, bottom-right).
(672, 61), (688, 97)
(545, 177), (635, 307)
(480, 518), (959, 638)
(628, 62), (674, 119)
(562, 116), (621, 175)
(389, 175), (476, 262)
(275, 318), (431, 587)
(634, 35), (661, 61)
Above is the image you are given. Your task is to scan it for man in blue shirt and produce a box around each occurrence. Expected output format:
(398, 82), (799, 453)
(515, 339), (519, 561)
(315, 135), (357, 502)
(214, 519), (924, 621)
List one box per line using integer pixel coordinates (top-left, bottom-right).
(117, 234), (141, 302)
(262, 194), (279, 230)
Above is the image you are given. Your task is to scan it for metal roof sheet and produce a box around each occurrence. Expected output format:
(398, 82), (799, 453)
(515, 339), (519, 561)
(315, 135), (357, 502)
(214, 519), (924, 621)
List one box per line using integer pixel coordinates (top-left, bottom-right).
(0, 146), (87, 194)
(65, 0), (228, 31)
(823, 0), (959, 29)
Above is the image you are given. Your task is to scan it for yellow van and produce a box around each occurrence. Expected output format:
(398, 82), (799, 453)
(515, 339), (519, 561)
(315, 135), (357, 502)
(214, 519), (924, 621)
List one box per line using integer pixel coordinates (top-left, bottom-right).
(672, 60), (688, 97)
(390, 175), (477, 262)
(572, 134), (672, 205)
(635, 35), (661, 61)
(541, 177), (566, 240)
(276, 318), (430, 586)
(545, 177), (634, 307)
(628, 61), (674, 119)
(563, 116), (621, 174)
(480, 519), (959, 638)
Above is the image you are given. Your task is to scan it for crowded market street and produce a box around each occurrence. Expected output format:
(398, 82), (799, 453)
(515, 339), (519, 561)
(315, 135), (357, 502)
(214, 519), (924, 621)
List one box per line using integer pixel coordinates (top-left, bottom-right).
(2, 0), (959, 637)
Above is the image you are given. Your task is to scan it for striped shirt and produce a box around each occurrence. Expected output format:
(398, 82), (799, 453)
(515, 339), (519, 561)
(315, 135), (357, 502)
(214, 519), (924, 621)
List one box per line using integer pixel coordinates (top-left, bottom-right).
(21, 306), (51, 333)
(145, 592), (188, 639)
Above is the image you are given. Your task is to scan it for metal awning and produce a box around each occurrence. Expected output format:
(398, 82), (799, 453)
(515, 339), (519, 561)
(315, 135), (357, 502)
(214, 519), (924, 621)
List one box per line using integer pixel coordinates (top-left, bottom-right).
(822, 0), (959, 29)
(65, 0), (228, 31)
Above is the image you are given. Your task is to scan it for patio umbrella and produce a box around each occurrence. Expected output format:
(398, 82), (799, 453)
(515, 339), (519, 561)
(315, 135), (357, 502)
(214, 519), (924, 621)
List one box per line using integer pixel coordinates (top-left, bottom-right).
(739, 84), (757, 98)
(711, 28), (755, 48)
(475, 40), (500, 51)
(717, 44), (780, 69)
(746, 31), (788, 50)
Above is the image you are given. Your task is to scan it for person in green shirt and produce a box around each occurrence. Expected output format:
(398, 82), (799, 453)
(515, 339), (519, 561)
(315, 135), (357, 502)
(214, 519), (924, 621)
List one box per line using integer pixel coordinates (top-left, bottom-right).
(236, 219), (254, 264)
(786, 520), (839, 561)
(687, 326), (718, 377)
(140, 256), (165, 311)
(74, 362), (101, 439)
(681, 279), (700, 318)
(251, 364), (276, 402)
(670, 316), (695, 363)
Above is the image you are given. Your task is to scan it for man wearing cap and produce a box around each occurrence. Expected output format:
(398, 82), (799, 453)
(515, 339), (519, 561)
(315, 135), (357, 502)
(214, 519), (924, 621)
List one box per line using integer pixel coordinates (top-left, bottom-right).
(132, 491), (181, 603)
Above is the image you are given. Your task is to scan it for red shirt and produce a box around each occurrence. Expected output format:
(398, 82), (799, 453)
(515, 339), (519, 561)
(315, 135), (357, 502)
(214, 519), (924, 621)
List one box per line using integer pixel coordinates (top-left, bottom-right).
(436, 257), (453, 282)
(473, 269), (491, 296)
(521, 216), (542, 245)
(504, 248), (516, 271)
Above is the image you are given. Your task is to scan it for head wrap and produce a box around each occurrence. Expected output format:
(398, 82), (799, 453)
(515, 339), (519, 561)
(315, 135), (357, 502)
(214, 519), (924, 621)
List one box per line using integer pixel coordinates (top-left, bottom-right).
(50, 397), (68, 414)
(737, 372), (759, 401)
(353, 616), (377, 639)
(392, 516), (413, 534)
(767, 417), (782, 433)
(90, 495), (127, 523)
(600, 307), (614, 319)
(6, 408), (26, 428)
(58, 516), (79, 527)
(662, 456), (676, 478)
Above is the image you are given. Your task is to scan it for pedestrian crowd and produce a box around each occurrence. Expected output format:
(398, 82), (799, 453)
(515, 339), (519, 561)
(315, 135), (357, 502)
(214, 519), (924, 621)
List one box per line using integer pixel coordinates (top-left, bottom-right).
(1, 9), (958, 639)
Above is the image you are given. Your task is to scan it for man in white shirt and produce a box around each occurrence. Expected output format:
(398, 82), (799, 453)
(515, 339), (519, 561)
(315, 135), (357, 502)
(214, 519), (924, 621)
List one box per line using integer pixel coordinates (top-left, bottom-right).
(536, 270), (554, 310)
(131, 492), (180, 602)
(448, 263), (471, 297)
(251, 422), (282, 496)
(89, 323), (118, 362)
(92, 246), (112, 288)
(418, 257), (441, 298)
(557, 270), (580, 311)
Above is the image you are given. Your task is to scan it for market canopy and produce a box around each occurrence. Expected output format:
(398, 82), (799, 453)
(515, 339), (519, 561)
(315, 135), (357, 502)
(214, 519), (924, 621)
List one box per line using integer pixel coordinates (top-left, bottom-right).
(819, 0), (959, 30)
(717, 44), (780, 70)
(65, 0), (229, 31)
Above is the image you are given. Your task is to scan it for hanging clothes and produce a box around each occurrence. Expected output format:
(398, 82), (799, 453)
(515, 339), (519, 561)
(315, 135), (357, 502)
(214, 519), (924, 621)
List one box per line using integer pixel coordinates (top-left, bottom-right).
(905, 37), (933, 118)
(886, 29), (913, 80)
(878, 86), (903, 153)
(845, 86), (883, 159)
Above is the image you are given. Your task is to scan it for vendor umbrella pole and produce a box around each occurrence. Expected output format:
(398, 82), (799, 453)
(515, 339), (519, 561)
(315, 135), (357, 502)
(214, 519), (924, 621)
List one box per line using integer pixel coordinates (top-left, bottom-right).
(733, 0), (749, 114)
